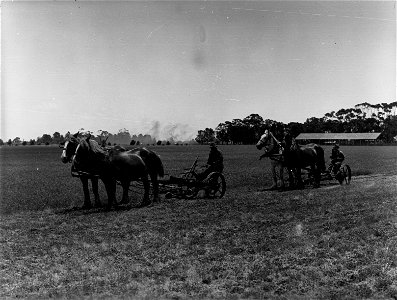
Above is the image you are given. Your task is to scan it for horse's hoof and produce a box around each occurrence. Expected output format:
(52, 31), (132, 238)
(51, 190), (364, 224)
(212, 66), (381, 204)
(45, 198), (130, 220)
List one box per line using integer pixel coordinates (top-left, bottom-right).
(139, 200), (151, 208)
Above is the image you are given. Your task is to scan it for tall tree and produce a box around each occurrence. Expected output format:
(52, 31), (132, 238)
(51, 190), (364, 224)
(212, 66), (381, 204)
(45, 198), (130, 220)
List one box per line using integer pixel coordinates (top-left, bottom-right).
(195, 128), (215, 144)
(243, 114), (264, 143)
(381, 116), (397, 143)
(52, 132), (61, 144)
(215, 122), (231, 144)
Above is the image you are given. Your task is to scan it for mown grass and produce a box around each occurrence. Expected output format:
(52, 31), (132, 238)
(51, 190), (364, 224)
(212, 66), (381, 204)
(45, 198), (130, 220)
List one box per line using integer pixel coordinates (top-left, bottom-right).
(1, 145), (397, 298)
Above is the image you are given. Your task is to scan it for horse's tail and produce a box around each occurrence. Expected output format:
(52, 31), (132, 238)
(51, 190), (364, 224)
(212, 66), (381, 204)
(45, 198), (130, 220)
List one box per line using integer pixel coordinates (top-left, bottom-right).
(143, 149), (164, 178)
(314, 145), (326, 172)
(152, 152), (165, 177)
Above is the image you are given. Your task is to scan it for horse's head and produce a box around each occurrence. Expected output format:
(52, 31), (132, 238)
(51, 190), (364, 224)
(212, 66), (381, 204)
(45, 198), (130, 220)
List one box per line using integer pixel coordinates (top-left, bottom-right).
(256, 130), (270, 150)
(60, 132), (80, 163)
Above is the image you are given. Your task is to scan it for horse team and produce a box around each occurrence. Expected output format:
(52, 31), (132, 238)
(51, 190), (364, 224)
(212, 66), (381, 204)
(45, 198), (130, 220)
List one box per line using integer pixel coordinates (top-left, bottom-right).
(61, 132), (164, 210)
(256, 129), (326, 190)
(61, 130), (326, 210)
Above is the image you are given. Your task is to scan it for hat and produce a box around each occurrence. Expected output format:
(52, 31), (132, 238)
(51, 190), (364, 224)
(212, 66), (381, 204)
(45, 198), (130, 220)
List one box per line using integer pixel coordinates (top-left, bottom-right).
(209, 142), (216, 148)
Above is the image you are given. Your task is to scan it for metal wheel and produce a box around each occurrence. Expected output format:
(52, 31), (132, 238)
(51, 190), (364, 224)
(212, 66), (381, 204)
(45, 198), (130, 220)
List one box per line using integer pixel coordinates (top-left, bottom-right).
(205, 172), (226, 199)
(339, 164), (351, 185)
(180, 180), (199, 199)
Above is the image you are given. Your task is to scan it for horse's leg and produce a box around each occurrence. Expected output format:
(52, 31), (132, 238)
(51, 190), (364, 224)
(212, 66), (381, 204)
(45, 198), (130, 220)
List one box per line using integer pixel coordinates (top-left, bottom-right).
(151, 172), (160, 203)
(287, 168), (295, 188)
(120, 179), (131, 204)
(104, 179), (116, 211)
(269, 160), (278, 190)
(313, 164), (321, 188)
(91, 177), (101, 207)
(296, 168), (304, 189)
(279, 164), (285, 190)
(80, 177), (92, 209)
(139, 175), (151, 208)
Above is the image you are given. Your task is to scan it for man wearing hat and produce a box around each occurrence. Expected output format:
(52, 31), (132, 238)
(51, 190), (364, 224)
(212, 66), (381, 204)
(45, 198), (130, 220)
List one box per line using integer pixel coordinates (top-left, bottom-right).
(199, 142), (224, 180)
(328, 142), (345, 175)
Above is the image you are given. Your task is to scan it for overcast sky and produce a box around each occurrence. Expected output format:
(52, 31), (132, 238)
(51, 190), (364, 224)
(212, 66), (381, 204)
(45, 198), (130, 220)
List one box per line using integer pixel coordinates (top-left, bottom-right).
(1, 1), (395, 141)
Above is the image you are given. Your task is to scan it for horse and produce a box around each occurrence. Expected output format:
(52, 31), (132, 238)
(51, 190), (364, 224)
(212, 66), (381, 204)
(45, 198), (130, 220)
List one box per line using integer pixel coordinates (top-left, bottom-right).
(286, 139), (326, 188)
(61, 133), (151, 210)
(257, 130), (326, 188)
(61, 132), (101, 209)
(123, 147), (164, 202)
(107, 146), (164, 202)
(256, 129), (293, 190)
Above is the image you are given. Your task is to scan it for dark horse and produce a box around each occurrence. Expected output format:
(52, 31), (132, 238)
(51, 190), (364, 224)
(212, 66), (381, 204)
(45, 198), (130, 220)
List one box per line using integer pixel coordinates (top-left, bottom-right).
(256, 130), (326, 188)
(108, 145), (165, 202)
(61, 132), (101, 209)
(61, 133), (153, 209)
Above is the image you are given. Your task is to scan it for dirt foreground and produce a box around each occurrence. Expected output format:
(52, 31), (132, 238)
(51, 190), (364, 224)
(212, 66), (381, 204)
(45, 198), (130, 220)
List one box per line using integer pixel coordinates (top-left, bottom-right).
(1, 174), (397, 299)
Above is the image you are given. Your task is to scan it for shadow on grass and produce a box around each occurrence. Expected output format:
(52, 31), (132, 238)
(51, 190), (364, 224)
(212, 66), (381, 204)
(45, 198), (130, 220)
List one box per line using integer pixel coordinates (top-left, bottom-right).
(54, 204), (137, 216)
(352, 169), (372, 176)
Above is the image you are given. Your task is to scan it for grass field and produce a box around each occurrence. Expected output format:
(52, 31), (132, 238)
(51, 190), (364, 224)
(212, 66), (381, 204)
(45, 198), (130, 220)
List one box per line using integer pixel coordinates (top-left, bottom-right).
(1, 145), (397, 298)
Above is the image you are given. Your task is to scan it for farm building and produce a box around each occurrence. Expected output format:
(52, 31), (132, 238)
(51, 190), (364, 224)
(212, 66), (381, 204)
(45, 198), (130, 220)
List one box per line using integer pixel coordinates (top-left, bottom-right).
(295, 132), (382, 145)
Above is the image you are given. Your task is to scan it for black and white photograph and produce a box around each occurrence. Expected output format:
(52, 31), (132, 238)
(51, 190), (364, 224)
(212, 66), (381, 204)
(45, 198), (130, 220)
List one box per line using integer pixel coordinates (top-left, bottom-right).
(1, 0), (396, 298)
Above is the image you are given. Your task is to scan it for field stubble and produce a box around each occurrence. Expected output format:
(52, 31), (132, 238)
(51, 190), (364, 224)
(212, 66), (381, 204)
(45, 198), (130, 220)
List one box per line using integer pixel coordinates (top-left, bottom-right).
(0, 145), (397, 298)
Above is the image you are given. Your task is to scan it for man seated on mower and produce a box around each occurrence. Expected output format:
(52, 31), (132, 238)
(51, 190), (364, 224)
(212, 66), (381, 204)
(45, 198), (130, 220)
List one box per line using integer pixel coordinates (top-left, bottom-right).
(328, 143), (345, 175)
(198, 142), (224, 181)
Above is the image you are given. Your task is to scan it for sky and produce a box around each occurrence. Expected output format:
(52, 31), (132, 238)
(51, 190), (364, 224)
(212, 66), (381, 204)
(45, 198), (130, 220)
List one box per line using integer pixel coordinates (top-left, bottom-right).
(1, 0), (395, 141)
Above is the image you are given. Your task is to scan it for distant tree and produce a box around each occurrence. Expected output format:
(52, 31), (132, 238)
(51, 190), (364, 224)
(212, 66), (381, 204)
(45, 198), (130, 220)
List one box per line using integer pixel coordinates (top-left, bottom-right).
(115, 128), (131, 145)
(166, 141), (171, 145)
(287, 122), (305, 137)
(130, 140), (136, 146)
(243, 114), (265, 143)
(157, 140), (162, 146)
(215, 122), (231, 144)
(0, 139), (3, 146)
(7, 139), (12, 146)
(228, 119), (248, 144)
(40, 134), (52, 145)
(136, 141), (141, 146)
(29, 139), (36, 145)
(98, 130), (110, 146)
(303, 117), (325, 133)
(22, 141), (27, 146)
(381, 116), (397, 143)
(52, 132), (61, 144)
(195, 130), (206, 145)
(195, 128), (215, 144)
(12, 137), (21, 146)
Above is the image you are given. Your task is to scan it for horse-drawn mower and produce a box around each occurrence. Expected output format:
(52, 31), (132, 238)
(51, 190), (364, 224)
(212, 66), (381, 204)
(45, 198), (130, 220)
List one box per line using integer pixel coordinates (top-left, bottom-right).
(124, 156), (226, 203)
(157, 157), (226, 200)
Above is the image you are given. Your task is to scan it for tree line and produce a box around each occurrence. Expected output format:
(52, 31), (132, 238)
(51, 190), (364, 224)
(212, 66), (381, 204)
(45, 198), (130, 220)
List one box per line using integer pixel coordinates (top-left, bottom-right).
(0, 128), (191, 147)
(195, 113), (397, 145)
(2, 103), (396, 146)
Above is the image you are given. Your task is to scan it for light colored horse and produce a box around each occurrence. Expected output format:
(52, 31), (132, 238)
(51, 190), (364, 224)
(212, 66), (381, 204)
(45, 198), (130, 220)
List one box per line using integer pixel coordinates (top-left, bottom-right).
(256, 130), (293, 190)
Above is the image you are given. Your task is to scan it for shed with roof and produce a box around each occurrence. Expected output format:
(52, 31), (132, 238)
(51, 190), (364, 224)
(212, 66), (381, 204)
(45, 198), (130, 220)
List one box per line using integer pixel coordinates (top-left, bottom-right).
(295, 132), (382, 145)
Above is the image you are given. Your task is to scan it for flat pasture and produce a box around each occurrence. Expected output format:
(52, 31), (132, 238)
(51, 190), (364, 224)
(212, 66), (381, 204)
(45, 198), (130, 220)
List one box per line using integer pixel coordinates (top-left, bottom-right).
(1, 145), (397, 298)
